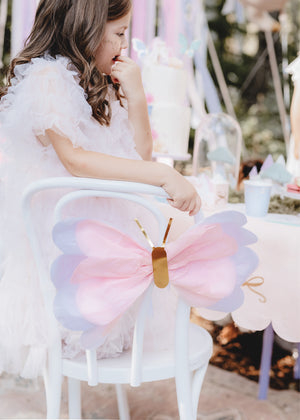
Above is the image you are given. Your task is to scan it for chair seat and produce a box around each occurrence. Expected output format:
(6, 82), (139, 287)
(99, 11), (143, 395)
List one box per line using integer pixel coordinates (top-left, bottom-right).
(62, 323), (212, 384)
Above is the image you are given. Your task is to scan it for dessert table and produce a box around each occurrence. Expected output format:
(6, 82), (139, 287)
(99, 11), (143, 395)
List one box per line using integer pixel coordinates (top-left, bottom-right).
(196, 203), (300, 398)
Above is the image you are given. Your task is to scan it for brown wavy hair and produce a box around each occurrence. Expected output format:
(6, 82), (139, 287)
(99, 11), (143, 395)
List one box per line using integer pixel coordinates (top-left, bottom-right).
(1, 0), (132, 126)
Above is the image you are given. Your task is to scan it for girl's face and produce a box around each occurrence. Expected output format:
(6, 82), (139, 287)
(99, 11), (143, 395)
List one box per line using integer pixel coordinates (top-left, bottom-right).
(95, 12), (131, 75)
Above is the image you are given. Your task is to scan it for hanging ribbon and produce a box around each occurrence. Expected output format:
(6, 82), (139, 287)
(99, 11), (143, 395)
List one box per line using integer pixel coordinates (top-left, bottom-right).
(131, 0), (149, 60)
(11, 0), (38, 58)
(158, 0), (182, 55)
(146, 0), (157, 45)
(182, 0), (223, 116)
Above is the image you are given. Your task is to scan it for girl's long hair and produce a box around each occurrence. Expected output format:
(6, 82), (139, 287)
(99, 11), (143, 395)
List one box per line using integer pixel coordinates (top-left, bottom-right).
(2, 0), (132, 126)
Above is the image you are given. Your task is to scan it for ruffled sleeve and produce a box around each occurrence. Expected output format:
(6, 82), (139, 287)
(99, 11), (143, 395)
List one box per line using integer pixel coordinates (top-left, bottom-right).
(286, 55), (300, 83)
(0, 55), (93, 149)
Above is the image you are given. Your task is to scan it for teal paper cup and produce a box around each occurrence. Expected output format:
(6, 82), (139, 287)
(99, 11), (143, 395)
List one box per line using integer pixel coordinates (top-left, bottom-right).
(244, 180), (272, 217)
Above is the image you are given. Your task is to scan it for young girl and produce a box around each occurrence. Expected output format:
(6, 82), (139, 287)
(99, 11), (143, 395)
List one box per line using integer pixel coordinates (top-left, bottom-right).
(286, 54), (300, 178)
(0, 0), (200, 378)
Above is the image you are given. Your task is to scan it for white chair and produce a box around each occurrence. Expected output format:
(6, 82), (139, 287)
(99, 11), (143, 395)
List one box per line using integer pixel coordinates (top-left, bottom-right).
(22, 177), (213, 420)
(192, 112), (242, 188)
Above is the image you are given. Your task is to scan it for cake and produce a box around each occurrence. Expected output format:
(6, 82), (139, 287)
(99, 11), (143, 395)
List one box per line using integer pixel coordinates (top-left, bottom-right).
(139, 42), (191, 156)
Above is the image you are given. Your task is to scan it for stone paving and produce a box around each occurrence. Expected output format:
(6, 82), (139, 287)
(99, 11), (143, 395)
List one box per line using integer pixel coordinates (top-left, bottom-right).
(0, 364), (299, 419)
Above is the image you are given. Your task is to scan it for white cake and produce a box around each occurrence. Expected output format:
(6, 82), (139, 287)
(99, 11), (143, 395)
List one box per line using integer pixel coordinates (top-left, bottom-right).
(142, 63), (191, 156)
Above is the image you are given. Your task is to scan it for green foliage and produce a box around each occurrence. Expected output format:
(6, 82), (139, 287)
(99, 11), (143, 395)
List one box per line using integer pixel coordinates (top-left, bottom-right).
(205, 0), (299, 160)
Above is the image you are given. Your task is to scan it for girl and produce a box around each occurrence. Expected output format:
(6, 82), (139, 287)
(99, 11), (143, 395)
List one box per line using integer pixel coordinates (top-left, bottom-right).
(1, 0), (200, 213)
(0, 0), (200, 378)
(286, 54), (300, 178)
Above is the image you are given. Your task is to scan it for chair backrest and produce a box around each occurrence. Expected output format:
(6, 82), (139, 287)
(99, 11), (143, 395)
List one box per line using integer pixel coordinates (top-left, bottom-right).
(192, 112), (242, 188)
(22, 177), (192, 387)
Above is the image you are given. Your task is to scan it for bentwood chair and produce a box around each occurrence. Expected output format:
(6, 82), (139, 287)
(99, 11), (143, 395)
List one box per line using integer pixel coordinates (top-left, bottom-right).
(22, 177), (213, 420)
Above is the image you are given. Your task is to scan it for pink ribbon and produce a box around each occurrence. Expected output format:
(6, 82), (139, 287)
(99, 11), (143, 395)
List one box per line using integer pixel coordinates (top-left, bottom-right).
(159, 0), (182, 55)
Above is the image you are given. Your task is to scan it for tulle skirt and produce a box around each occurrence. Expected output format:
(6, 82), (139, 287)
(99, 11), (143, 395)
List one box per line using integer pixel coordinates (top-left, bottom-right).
(0, 151), (179, 378)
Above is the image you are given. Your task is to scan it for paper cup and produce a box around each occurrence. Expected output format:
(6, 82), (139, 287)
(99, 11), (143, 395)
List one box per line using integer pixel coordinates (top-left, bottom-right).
(244, 180), (272, 217)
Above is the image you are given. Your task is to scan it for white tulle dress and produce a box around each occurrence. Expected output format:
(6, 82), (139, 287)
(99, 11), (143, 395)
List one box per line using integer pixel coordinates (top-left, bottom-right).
(0, 55), (176, 378)
(286, 55), (300, 177)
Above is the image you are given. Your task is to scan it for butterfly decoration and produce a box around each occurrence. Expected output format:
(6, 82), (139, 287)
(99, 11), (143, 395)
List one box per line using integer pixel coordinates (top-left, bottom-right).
(132, 37), (171, 66)
(131, 38), (148, 60)
(179, 33), (201, 58)
(51, 211), (258, 349)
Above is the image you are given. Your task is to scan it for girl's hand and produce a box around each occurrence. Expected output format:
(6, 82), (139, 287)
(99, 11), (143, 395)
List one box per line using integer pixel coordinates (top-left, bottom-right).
(111, 56), (152, 161)
(161, 166), (202, 216)
(111, 56), (144, 104)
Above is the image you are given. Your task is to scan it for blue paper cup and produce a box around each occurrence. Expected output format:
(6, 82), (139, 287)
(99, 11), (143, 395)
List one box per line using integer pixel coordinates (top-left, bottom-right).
(244, 180), (272, 217)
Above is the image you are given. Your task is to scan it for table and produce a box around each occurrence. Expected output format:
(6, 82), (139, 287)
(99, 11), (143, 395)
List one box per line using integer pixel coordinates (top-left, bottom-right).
(196, 204), (300, 398)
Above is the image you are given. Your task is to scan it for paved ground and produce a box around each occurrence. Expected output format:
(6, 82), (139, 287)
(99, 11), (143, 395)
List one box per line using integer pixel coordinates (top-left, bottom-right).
(0, 364), (299, 419)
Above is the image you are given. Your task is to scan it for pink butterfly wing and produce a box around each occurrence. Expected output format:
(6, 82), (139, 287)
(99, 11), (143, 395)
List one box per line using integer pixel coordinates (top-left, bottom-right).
(167, 223), (238, 305)
(71, 220), (153, 326)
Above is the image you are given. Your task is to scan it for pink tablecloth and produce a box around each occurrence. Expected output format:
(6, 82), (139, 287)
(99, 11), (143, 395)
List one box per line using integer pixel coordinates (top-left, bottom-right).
(197, 205), (300, 343)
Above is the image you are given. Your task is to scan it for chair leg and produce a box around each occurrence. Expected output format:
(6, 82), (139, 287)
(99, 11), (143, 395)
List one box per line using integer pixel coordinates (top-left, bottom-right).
(68, 377), (81, 419)
(43, 367), (62, 419)
(115, 384), (130, 420)
(191, 363), (209, 418)
(42, 341), (63, 419)
(175, 301), (195, 420)
(175, 371), (194, 420)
